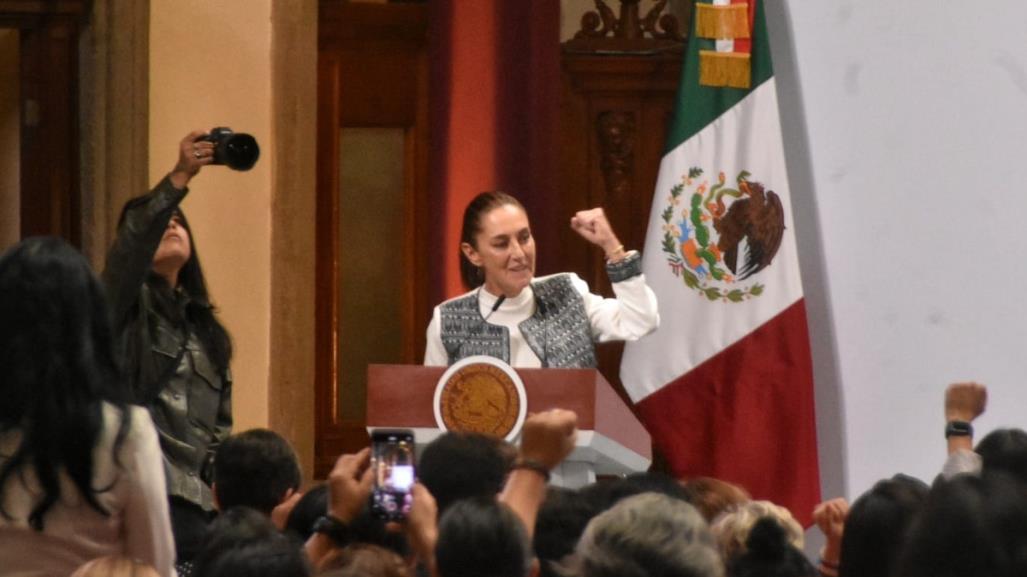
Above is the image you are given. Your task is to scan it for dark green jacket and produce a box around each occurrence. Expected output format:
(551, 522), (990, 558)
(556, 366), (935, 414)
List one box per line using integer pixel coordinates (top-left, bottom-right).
(102, 177), (232, 512)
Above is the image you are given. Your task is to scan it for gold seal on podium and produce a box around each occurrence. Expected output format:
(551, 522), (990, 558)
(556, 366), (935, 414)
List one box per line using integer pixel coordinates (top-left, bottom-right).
(433, 356), (527, 441)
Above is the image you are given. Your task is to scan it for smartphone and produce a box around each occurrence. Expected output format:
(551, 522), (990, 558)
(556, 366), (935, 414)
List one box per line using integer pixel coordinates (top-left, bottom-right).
(369, 428), (416, 521)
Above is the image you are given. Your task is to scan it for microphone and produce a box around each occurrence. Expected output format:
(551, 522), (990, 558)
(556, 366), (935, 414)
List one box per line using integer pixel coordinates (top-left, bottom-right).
(483, 295), (506, 322)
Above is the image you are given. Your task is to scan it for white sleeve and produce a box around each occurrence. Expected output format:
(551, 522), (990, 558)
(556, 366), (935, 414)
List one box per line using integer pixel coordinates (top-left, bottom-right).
(941, 448), (982, 479)
(571, 272), (660, 343)
(121, 408), (177, 577)
(424, 306), (448, 366)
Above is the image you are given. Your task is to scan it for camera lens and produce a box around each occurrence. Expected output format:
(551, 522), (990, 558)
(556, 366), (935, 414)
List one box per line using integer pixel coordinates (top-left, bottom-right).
(221, 133), (260, 171)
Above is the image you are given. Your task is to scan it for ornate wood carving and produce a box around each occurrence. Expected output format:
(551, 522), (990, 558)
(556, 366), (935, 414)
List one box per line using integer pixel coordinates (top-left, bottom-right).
(567, 0), (685, 54)
(596, 110), (636, 199)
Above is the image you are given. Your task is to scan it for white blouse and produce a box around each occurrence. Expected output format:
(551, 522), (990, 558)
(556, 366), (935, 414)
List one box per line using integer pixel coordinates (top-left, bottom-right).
(0, 404), (176, 577)
(424, 272), (659, 367)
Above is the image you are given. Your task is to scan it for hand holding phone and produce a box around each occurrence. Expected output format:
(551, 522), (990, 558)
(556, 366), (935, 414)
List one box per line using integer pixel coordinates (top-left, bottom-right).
(370, 429), (416, 521)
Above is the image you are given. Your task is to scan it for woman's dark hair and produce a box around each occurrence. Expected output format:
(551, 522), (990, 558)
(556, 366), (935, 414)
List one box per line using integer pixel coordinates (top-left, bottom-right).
(284, 483), (328, 541)
(728, 517), (816, 577)
(0, 237), (131, 530)
(459, 191), (525, 290)
(115, 200), (232, 393)
(193, 511), (310, 577)
(837, 474), (928, 577)
(435, 497), (533, 577)
(976, 428), (1027, 483)
(893, 472), (1027, 577)
(533, 487), (597, 577)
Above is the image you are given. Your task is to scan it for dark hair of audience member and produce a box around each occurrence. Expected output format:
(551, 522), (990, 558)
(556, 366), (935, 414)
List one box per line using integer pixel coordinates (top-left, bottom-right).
(418, 432), (512, 513)
(976, 428), (1027, 483)
(214, 428), (302, 515)
(893, 472), (1027, 577)
(0, 237), (131, 530)
(680, 477), (752, 522)
(435, 497), (534, 577)
(579, 471), (690, 514)
(727, 517), (816, 577)
(284, 483), (328, 541)
(193, 507), (310, 577)
(318, 543), (409, 577)
(533, 487), (596, 577)
(837, 473), (928, 577)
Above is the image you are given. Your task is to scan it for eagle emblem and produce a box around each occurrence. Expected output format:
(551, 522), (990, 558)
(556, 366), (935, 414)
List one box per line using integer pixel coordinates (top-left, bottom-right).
(661, 167), (785, 302)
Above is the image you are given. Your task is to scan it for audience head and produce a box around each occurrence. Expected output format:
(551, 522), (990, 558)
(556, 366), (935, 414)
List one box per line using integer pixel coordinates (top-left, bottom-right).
(214, 428), (302, 515)
(70, 556), (160, 577)
(567, 492), (723, 577)
(976, 428), (1027, 483)
(285, 483), (328, 541)
(894, 472), (1027, 577)
(837, 474), (929, 577)
(0, 237), (128, 530)
(533, 487), (596, 577)
(194, 507), (310, 577)
(727, 517), (816, 577)
(710, 500), (804, 564)
(318, 544), (409, 577)
(435, 496), (534, 577)
(579, 471), (691, 514)
(418, 432), (512, 513)
(680, 477), (752, 523)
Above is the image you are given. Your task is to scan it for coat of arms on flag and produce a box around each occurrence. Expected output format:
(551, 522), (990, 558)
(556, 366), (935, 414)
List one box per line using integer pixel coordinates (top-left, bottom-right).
(662, 167), (785, 302)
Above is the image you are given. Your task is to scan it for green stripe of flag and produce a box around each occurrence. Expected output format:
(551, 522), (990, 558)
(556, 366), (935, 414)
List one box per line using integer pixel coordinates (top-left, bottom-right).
(664, 0), (775, 154)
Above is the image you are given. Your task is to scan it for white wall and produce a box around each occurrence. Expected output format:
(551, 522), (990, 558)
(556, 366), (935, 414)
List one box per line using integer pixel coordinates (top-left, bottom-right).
(769, 1), (1027, 500)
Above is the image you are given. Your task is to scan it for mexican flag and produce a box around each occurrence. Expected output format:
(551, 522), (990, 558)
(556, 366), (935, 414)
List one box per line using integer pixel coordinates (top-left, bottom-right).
(620, 0), (820, 524)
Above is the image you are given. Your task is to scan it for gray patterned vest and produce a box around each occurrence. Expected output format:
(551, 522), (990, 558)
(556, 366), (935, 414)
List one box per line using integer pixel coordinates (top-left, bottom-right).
(439, 274), (598, 368)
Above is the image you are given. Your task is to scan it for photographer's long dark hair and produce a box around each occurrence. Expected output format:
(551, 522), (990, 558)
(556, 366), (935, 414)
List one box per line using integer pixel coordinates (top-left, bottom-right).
(0, 237), (132, 530)
(116, 199), (233, 401)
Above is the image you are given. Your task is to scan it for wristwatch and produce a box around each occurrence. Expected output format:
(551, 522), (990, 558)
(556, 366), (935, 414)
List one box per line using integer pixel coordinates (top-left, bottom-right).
(945, 420), (973, 439)
(312, 514), (352, 547)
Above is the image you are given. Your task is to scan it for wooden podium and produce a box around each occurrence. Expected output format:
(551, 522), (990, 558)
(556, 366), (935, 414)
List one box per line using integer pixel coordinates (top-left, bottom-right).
(366, 364), (652, 487)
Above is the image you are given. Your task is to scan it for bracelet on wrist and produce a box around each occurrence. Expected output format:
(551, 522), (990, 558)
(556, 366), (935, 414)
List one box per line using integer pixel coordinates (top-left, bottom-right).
(511, 458), (551, 482)
(945, 420), (973, 439)
(312, 514), (352, 547)
(605, 244), (626, 262)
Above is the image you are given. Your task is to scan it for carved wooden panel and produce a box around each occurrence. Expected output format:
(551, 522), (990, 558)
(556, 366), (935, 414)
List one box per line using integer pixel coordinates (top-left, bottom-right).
(557, 47), (683, 406)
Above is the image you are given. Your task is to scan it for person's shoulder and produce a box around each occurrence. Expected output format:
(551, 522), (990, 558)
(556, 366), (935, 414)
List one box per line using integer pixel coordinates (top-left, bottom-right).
(437, 287), (480, 311)
(533, 272), (588, 293)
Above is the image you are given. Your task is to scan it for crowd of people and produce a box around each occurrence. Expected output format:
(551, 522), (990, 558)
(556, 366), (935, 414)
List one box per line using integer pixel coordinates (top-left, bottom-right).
(3, 131), (1027, 577)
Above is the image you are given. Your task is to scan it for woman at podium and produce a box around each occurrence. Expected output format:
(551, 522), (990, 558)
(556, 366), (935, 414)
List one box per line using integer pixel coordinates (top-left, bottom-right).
(424, 191), (659, 368)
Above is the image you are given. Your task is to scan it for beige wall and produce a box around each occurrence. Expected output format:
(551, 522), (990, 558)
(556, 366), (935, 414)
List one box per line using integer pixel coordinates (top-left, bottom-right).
(150, 0), (275, 432)
(0, 29), (19, 252)
(148, 0), (317, 476)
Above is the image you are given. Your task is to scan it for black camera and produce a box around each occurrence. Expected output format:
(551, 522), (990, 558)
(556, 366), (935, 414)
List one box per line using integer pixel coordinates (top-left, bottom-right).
(202, 127), (260, 171)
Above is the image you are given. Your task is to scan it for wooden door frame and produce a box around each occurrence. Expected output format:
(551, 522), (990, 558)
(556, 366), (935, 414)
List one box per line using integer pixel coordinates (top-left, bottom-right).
(315, 1), (429, 477)
(0, 1), (87, 245)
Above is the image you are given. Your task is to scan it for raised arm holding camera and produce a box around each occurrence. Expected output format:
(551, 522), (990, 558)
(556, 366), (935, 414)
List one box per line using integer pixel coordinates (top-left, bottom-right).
(103, 130), (248, 566)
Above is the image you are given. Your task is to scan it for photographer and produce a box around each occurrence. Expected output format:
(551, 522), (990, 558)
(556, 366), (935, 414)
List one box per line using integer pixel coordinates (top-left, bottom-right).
(103, 130), (235, 565)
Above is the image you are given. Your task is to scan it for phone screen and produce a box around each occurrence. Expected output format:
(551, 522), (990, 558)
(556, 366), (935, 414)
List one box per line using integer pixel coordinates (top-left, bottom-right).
(370, 429), (415, 520)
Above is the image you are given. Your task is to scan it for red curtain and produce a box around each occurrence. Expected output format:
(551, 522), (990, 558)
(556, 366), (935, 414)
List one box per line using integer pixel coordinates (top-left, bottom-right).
(428, 0), (561, 306)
